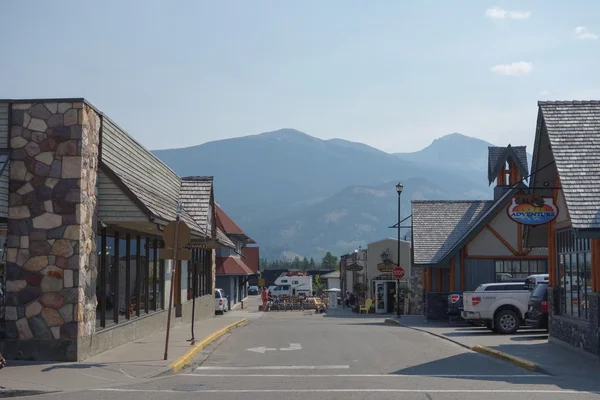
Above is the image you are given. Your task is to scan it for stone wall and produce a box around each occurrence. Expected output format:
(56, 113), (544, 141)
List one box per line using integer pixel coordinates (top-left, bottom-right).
(548, 287), (600, 357)
(407, 266), (424, 315)
(3, 101), (100, 361)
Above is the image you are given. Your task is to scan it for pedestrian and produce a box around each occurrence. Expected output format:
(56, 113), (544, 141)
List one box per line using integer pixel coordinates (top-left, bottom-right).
(261, 287), (269, 312)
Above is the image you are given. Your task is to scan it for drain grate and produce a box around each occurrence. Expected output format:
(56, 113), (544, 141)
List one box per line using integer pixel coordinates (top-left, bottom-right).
(173, 385), (206, 392)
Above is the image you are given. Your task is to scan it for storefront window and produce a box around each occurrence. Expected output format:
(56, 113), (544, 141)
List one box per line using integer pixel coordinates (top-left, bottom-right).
(96, 230), (165, 329)
(494, 259), (548, 281)
(557, 229), (591, 319)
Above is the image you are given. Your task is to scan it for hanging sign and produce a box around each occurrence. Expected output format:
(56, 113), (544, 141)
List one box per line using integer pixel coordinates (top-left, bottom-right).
(377, 262), (396, 273)
(507, 191), (558, 226)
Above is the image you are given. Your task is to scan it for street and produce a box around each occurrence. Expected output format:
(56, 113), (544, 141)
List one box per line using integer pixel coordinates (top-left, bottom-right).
(27, 298), (600, 400)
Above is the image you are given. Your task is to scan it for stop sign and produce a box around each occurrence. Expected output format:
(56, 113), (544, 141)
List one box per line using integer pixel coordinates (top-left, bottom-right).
(392, 267), (405, 279)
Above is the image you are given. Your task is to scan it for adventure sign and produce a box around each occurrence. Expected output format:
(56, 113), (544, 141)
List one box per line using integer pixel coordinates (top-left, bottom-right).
(507, 191), (558, 226)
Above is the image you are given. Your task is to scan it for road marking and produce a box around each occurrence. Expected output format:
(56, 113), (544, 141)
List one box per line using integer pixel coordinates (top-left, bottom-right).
(280, 343), (302, 351)
(182, 374), (548, 378)
(93, 388), (598, 394)
(247, 343), (303, 353)
(246, 347), (277, 354)
(194, 365), (350, 370)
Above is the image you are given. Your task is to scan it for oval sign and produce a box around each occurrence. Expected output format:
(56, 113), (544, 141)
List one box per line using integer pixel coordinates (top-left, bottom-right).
(507, 192), (558, 226)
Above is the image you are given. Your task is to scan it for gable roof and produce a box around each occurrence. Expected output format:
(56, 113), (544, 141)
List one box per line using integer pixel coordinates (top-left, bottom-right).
(216, 256), (254, 275)
(412, 200), (493, 265)
(100, 116), (206, 236)
(488, 145), (529, 185)
(321, 271), (340, 279)
(538, 101), (600, 231)
(215, 203), (256, 243)
(216, 228), (236, 248)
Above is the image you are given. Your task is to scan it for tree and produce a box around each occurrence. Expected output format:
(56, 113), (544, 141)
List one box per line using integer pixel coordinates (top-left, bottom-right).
(309, 258), (316, 270)
(321, 252), (338, 270)
(301, 258), (310, 271)
(313, 274), (326, 294)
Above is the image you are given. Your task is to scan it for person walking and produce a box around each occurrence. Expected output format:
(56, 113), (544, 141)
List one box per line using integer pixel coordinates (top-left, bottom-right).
(261, 287), (269, 312)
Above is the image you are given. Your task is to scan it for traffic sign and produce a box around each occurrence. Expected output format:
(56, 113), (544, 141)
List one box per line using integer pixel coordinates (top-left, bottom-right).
(163, 220), (191, 248)
(392, 267), (405, 279)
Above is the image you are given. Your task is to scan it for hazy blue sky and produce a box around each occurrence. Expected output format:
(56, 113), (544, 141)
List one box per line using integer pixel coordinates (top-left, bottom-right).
(1, 1), (599, 153)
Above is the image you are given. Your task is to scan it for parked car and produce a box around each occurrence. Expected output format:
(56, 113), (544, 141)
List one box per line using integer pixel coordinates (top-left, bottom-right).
(248, 286), (259, 296)
(525, 282), (549, 330)
(461, 274), (549, 334)
(215, 288), (228, 315)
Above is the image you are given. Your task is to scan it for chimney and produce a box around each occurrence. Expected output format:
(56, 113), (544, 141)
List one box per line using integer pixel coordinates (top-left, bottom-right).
(488, 145), (528, 200)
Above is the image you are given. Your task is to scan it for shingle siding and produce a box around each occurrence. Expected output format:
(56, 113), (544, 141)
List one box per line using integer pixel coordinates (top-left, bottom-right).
(539, 101), (600, 230)
(488, 145), (529, 184)
(97, 169), (147, 221)
(180, 177), (213, 231)
(0, 102), (8, 148)
(412, 200), (493, 264)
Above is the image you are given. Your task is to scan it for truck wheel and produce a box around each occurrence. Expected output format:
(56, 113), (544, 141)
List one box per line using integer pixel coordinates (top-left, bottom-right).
(495, 310), (519, 334)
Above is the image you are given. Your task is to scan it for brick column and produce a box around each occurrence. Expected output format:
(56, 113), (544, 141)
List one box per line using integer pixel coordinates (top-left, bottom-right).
(4, 101), (100, 361)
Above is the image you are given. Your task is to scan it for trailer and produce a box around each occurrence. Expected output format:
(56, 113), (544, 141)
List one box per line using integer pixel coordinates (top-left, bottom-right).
(269, 272), (313, 297)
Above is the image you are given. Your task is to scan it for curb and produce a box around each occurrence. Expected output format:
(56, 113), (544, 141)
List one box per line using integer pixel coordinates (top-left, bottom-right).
(384, 318), (400, 325)
(471, 345), (548, 374)
(399, 324), (550, 374)
(169, 318), (248, 374)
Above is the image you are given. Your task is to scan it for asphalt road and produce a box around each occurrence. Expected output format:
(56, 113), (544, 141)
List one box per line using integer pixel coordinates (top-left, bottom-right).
(34, 298), (600, 400)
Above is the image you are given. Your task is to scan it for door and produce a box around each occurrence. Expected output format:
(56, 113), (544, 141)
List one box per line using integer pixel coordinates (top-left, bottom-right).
(376, 282), (387, 314)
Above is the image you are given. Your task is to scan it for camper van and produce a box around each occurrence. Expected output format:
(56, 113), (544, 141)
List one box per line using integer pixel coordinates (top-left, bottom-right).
(269, 272), (313, 297)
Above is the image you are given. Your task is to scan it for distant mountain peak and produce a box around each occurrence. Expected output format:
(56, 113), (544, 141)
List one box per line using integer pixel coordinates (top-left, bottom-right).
(433, 132), (493, 145)
(255, 128), (314, 140)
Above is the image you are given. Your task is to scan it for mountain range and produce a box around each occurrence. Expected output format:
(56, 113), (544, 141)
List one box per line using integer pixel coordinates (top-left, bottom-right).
(152, 130), (531, 260)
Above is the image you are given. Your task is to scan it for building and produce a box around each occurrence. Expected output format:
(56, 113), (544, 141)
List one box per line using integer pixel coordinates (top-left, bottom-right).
(412, 146), (548, 319)
(525, 101), (600, 357)
(340, 249), (367, 298)
(366, 238), (418, 314)
(0, 98), (234, 361)
(322, 270), (340, 290)
(214, 203), (258, 309)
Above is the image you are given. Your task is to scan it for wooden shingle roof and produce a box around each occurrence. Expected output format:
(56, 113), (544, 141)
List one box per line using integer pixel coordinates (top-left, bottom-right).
(488, 145), (529, 185)
(538, 101), (600, 230)
(100, 117), (206, 236)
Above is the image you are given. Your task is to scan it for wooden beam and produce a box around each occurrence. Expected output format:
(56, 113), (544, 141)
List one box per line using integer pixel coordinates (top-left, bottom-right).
(548, 221), (556, 287)
(593, 239), (600, 293)
(449, 258), (455, 291)
(466, 255), (549, 260)
(460, 248), (466, 291)
(486, 224), (518, 256)
(436, 268), (442, 292)
(425, 267), (431, 291)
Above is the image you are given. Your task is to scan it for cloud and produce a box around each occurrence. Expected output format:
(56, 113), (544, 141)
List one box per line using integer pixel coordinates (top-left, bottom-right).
(574, 26), (598, 40)
(485, 7), (531, 20)
(539, 90), (549, 95)
(490, 62), (533, 76)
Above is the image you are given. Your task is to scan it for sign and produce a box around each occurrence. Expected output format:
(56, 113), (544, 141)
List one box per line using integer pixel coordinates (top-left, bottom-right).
(377, 262), (396, 273)
(159, 248), (191, 260)
(507, 191), (558, 226)
(345, 262), (364, 272)
(258, 278), (265, 287)
(163, 220), (191, 248)
(392, 267), (405, 279)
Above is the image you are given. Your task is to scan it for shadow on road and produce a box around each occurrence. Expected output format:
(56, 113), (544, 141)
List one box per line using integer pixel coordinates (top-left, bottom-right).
(41, 363), (107, 372)
(393, 350), (600, 393)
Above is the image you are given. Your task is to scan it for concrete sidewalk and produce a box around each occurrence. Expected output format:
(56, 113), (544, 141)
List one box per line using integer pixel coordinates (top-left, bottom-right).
(397, 315), (600, 378)
(0, 313), (249, 396)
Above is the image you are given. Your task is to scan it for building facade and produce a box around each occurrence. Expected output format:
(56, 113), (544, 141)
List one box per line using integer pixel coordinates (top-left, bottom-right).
(412, 146), (548, 319)
(0, 98), (234, 361)
(525, 101), (600, 357)
(214, 203), (258, 309)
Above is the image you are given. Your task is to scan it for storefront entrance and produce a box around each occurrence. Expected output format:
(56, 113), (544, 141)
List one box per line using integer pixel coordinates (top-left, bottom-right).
(373, 277), (398, 314)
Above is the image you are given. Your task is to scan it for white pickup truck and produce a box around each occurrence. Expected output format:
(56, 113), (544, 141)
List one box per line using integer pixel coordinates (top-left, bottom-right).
(461, 274), (549, 334)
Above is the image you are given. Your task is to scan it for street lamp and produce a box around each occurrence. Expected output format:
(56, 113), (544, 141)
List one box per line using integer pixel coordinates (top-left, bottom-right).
(396, 182), (403, 317)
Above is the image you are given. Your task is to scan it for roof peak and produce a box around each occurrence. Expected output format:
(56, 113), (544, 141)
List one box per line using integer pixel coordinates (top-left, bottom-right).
(182, 176), (214, 181)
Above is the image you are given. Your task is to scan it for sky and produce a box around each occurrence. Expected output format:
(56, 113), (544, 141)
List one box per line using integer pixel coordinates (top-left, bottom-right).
(1, 1), (599, 154)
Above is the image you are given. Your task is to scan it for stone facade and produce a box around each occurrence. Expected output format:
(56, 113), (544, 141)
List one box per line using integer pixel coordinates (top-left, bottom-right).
(548, 287), (600, 357)
(407, 266), (424, 315)
(4, 101), (100, 361)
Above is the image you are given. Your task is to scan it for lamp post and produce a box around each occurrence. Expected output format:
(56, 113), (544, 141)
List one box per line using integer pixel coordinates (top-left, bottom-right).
(396, 182), (403, 317)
